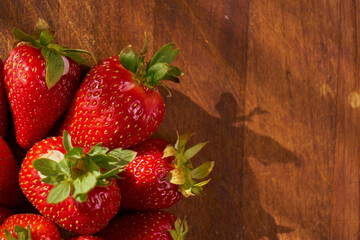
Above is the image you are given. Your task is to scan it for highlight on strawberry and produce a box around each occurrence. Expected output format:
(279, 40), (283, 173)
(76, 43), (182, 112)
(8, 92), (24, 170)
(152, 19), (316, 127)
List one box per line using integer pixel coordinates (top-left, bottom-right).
(19, 131), (136, 234)
(117, 133), (214, 210)
(3, 19), (96, 149)
(61, 35), (183, 150)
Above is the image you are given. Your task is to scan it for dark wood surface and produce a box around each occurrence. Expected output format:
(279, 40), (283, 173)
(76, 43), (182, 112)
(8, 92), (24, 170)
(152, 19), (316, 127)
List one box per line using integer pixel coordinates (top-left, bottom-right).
(0, 0), (359, 239)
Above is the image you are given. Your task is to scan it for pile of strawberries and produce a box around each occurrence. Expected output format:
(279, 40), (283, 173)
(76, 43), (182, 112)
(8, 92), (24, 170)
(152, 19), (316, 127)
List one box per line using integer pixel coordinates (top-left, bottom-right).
(0, 20), (214, 239)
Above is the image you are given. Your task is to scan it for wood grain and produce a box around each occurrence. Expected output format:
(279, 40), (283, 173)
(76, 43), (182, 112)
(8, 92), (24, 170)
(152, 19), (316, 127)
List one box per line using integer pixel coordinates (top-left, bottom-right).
(0, 0), (359, 239)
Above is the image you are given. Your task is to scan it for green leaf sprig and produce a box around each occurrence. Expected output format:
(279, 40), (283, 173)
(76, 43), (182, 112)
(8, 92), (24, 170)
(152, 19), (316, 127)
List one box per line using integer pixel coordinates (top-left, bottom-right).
(119, 33), (183, 90)
(163, 133), (214, 197)
(33, 131), (136, 204)
(4, 225), (32, 240)
(12, 19), (97, 89)
(168, 218), (188, 240)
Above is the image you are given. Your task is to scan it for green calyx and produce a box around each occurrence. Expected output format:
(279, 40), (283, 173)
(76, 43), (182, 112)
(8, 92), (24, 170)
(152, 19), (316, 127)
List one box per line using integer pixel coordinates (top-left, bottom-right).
(163, 133), (214, 198)
(119, 33), (183, 90)
(12, 19), (97, 89)
(169, 218), (188, 240)
(4, 225), (32, 240)
(32, 131), (137, 204)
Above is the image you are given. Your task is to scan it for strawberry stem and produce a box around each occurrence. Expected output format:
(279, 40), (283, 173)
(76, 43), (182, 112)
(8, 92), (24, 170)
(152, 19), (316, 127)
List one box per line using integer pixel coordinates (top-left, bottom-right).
(32, 131), (136, 204)
(119, 34), (183, 90)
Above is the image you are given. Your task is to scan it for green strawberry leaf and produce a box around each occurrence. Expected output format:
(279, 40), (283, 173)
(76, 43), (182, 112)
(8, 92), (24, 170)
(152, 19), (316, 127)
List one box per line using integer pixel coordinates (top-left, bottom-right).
(34, 19), (51, 39)
(193, 179), (211, 187)
(99, 167), (123, 179)
(41, 175), (66, 185)
(184, 142), (208, 160)
(119, 45), (138, 73)
(33, 158), (60, 176)
(39, 30), (53, 46)
(12, 28), (39, 47)
(176, 133), (194, 151)
(163, 145), (177, 158)
(4, 229), (17, 240)
(58, 159), (71, 176)
(147, 43), (179, 69)
(65, 147), (83, 161)
(61, 52), (86, 64)
(87, 143), (109, 156)
(74, 193), (87, 203)
(42, 48), (64, 89)
(47, 180), (71, 204)
(109, 148), (137, 164)
(86, 158), (101, 177)
(63, 130), (73, 152)
(146, 62), (171, 84)
(191, 161), (214, 179)
(72, 173), (97, 198)
(14, 225), (31, 240)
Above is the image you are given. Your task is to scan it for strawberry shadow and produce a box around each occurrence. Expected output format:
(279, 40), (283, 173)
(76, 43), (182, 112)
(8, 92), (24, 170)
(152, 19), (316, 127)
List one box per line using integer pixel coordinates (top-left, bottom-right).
(155, 89), (299, 240)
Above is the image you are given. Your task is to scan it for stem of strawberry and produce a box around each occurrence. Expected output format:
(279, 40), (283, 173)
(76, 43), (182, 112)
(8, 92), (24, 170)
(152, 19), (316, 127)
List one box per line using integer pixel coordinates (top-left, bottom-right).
(163, 133), (214, 197)
(32, 131), (137, 204)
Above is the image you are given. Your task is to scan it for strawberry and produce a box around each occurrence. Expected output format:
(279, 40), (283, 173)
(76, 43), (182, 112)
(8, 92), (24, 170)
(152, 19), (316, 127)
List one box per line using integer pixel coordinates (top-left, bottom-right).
(19, 131), (136, 234)
(117, 133), (214, 210)
(0, 214), (60, 240)
(3, 20), (94, 149)
(61, 38), (183, 150)
(67, 236), (103, 240)
(99, 211), (188, 240)
(0, 59), (8, 138)
(0, 137), (23, 207)
(0, 207), (13, 225)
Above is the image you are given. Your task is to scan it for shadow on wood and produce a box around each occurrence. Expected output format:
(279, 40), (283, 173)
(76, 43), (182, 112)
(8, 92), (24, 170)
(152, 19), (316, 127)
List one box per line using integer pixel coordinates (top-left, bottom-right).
(156, 89), (299, 239)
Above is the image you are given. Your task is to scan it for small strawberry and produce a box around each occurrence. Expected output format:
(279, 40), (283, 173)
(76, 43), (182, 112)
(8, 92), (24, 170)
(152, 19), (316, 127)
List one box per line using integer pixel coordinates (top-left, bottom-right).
(117, 133), (214, 210)
(98, 211), (188, 240)
(0, 214), (60, 240)
(0, 59), (8, 138)
(0, 137), (23, 207)
(61, 37), (183, 149)
(0, 207), (13, 225)
(19, 131), (136, 234)
(3, 20), (94, 149)
(67, 236), (104, 240)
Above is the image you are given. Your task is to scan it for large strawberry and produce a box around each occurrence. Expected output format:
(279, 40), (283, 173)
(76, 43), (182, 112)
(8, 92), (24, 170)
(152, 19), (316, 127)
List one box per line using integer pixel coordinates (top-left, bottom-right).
(61, 38), (183, 150)
(0, 214), (60, 240)
(0, 59), (7, 138)
(0, 137), (23, 207)
(3, 20), (94, 149)
(117, 133), (214, 210)
(19, 131), (136, 234)
(98, 211), (188, 240)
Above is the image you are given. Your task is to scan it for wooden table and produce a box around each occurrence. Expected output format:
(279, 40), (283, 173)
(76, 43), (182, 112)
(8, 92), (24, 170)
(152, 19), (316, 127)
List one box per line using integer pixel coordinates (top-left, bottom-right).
(0, 0), (359, 239)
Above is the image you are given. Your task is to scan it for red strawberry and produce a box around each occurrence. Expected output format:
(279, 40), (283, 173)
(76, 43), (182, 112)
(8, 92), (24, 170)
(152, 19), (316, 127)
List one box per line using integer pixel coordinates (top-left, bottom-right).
(19, 131), (136, 234)
(67, 236), (104, 240)
(0, 137), (23, 207)
(0, 214), (60, 240)
(0, 59), (8, 138)
(3, 21), (94, 149)
(0, 207), (13, 225)
(61, 39), (183, 150)
(117, 133), (214, 210)
(99, 211), (188, 240)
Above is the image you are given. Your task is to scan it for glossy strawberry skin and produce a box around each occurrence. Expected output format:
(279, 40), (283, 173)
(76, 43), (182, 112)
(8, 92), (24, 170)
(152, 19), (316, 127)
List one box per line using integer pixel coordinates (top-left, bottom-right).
(99, 211), (175, 240)
(61, 56), (165, 150)
(0, 214), (61, 240)
(0, 137), (23, 207)
(3, 45), (80, 149)
(117, 138), (182, 210)
(67, 235), (104, 240)
(19, 137), (121, 234)
(0, 59), (7, 138)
